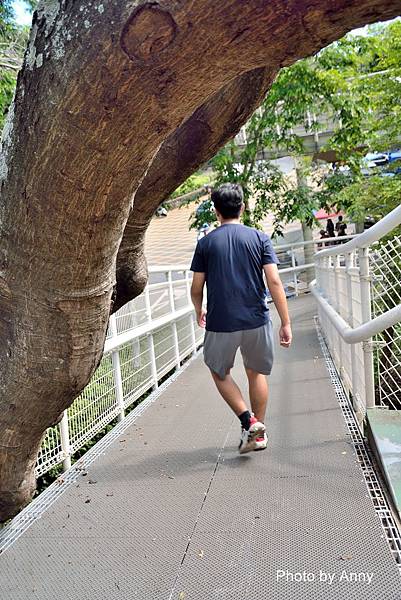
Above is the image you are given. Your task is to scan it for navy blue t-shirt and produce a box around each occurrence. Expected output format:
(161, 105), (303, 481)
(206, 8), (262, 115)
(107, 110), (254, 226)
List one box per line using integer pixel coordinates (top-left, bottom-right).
(190, 224), (279, 332)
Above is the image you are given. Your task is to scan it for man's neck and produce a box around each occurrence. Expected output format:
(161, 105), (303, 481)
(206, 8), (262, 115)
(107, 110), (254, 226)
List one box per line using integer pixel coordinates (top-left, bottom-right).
(220, 218), (241, 225)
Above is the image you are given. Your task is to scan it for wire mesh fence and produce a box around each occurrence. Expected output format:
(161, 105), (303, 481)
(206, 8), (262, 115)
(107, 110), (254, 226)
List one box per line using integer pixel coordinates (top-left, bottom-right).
(314, 215), (401, 419)
(371, 234), (401, 409)
(35, 268), (203, 477)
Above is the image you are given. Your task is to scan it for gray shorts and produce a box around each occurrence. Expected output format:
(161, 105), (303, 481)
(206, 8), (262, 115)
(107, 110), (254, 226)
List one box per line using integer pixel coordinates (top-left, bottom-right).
(203, 320), (274, 380)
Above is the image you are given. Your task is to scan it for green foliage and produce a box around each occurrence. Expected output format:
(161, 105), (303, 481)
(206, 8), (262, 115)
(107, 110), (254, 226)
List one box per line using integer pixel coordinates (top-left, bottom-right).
(0, 69), (16, 127)
(335, 173), (401, 223)
(203, 21), (401, 235)
(189, 198), (216, 231)
(0, 1), (35, 128)
(170, 172), (213, 199)
(0, 1), (14, 38)
(210, 142), (289, 231)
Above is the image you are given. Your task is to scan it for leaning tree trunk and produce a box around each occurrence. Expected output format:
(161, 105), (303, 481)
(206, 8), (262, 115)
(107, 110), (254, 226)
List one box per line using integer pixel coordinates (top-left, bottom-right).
(1, 0), (400, 521)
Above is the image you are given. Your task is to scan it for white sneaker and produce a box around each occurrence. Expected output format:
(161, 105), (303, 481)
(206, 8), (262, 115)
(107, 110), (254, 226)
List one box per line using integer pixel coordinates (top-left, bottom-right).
(238, 416), (265, 454)
(254, 432), (268, 451)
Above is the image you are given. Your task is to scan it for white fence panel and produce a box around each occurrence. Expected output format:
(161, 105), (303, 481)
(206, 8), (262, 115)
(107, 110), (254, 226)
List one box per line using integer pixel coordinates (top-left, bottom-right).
(312, 205), (401, 423)
(35, 267), (203, 477)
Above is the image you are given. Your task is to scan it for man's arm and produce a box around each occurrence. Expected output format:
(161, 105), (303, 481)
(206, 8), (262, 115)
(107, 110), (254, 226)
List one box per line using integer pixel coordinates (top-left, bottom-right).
(191, 272), (207, 328)
(263, 263), (292, 348)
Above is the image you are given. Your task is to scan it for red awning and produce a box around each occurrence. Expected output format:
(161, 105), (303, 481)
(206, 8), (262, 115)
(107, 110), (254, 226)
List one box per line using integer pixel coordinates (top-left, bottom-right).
(313, 209), (343, 220)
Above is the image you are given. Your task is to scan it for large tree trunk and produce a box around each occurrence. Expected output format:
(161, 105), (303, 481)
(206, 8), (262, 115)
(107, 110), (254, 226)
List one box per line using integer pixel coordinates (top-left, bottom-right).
(1, 0), (400, 521)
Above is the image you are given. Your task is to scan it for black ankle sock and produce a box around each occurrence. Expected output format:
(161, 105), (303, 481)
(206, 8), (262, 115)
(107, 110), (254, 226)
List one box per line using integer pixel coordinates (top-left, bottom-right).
(238, 410), (251, 430)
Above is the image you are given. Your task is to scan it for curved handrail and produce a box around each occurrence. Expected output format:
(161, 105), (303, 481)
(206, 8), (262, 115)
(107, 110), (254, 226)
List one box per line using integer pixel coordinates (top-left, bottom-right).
(310, 280), (401, 343)
(315, 204), (401, 258)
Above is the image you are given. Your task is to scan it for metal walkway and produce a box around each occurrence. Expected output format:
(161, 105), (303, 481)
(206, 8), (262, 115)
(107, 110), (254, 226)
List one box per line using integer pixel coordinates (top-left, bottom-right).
(1, 296), (400, 599)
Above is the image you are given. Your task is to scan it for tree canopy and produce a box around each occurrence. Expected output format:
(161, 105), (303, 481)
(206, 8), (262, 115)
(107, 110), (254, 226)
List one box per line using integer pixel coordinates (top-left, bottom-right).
(196, 21), (401, 236)
(0, 1), (36, 127)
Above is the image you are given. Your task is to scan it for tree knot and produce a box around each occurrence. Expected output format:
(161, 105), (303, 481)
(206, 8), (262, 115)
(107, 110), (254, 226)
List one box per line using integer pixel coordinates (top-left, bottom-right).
(121, 4), (177, 62)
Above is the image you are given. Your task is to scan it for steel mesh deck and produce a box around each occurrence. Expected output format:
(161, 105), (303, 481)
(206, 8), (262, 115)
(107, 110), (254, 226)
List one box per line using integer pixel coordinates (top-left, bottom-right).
(1, 296), (400, 599)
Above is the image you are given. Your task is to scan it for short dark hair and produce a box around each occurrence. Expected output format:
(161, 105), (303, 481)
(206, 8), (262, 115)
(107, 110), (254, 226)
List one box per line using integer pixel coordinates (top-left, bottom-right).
(211, 183), (244, 219)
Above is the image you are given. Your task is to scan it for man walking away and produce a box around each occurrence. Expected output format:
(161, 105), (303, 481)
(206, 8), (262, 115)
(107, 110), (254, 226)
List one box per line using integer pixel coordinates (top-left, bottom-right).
(190, 184), (292, 454)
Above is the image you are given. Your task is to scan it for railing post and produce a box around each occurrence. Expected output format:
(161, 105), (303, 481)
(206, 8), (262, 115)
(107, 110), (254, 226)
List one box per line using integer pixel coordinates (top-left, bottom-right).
(345, 252), (359, 410)
(185, 270), (197, 355)
(167, 270), (175, 312)
(185, 269), (192, 303)
(59, 411), (71, 472)
(147, 333), (158, 390)
(172, 320), (181, 370)
(290, 247), (299, 297)
(109, 313), (125, 421)
(109, 313), (118, 338)
(112, 348), (125, 422)
(333, 255), (341, 312)
(190, 313), (197, 355)
(167, 270), (181, 369)
(359, 246), (375, 410)
(144, 285), (152, 321)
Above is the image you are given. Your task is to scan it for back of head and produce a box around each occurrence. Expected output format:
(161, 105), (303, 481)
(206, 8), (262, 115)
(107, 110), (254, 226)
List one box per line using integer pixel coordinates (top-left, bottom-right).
(211, 183), (244, 219)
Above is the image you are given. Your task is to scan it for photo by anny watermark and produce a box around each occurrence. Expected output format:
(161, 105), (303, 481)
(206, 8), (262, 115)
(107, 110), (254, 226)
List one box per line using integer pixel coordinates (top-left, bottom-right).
(276, 569), (374, 585)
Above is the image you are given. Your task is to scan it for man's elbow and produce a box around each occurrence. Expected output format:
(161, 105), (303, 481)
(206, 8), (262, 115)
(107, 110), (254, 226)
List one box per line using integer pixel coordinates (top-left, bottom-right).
(191, 285), (203, 300)
(266, 274), (282, 288)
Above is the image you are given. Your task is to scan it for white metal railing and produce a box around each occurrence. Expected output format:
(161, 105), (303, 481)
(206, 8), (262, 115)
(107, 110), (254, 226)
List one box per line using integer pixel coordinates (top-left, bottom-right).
(35, 236), (329, 477)
(35, 223), (399, 474)
(311, 205), (401, 422)
(36, 267), (204, 476)
(273, 234), (355, 296)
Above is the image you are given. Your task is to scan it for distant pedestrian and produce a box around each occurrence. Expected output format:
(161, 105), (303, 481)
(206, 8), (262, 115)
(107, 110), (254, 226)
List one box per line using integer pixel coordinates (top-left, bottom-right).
(190, 183), (292, 454)
(337, 222), (348, 241)
(326, 219), (335, 238)
(317, 230), (329, 249)
(335, 215), (347, 234)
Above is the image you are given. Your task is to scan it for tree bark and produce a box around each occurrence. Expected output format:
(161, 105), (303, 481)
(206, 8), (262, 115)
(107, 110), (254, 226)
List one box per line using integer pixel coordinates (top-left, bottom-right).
(113, 67), (276, 312)
(1, 0), (400, 521)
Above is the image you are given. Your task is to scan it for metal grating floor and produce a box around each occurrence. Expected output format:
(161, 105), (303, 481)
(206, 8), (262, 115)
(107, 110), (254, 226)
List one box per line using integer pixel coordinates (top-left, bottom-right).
(1, 295), (401, 599)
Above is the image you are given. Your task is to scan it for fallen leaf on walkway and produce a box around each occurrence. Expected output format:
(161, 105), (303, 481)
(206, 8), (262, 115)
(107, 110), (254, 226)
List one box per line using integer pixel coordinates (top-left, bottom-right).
(88, 479), (97, 484)
(178, 593), (186, 600)
(339, 554), (353, 560)
(119, 439), (126, 443)
(198, 549), (204, 558)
